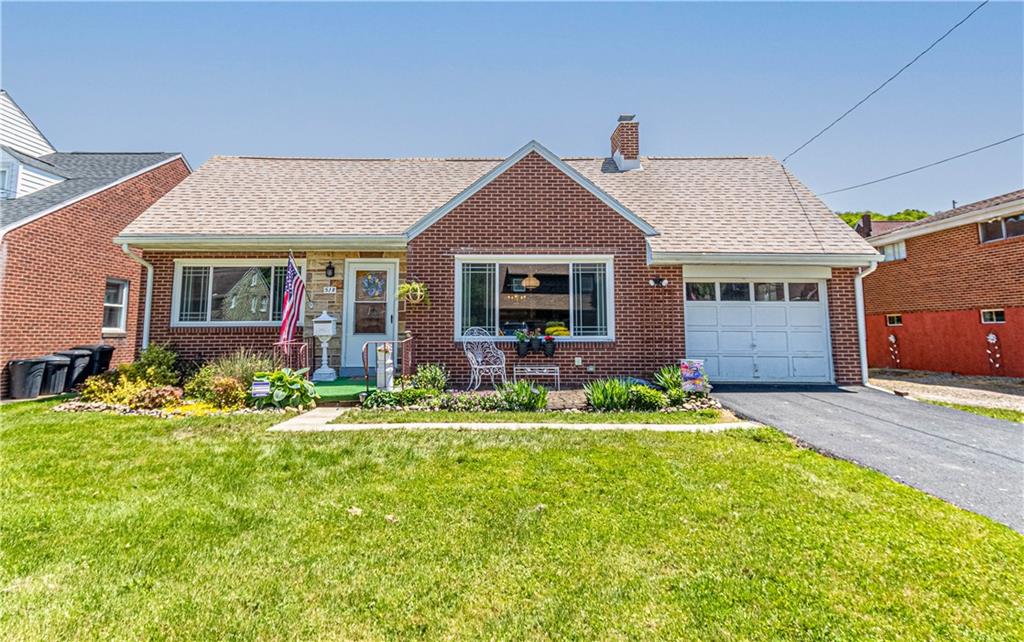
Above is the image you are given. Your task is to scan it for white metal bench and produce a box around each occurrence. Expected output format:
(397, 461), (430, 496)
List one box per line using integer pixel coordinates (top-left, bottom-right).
(512, 365), (560, 391)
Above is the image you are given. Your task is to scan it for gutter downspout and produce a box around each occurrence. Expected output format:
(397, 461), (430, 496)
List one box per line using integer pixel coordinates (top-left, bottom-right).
(120, 244), (153, 350)
(854, 260), (879, 386)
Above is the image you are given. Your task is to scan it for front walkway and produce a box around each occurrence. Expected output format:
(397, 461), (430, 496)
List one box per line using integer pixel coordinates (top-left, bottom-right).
(715, 385), (1024, 533)
(269, 407), (760, 433)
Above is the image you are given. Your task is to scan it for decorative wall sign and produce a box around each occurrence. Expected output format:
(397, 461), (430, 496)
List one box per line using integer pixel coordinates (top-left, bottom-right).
(888, 334), (901, 367)
(986, 332), (1002, 372)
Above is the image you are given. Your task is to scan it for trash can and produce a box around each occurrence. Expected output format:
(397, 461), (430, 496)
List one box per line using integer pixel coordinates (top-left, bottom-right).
(72, 344), (116, 375)
(55, 349), (93, 390)
(38, 355), (71, 396)
(6, 358), (46, 399)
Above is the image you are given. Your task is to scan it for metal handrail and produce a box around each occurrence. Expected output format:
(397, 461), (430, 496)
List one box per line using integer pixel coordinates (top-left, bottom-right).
(361, 334), (413, 392)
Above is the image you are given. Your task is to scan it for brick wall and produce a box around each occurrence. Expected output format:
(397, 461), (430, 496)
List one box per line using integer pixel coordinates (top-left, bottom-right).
(145, 251), (304, 365)
(864, 224), (1024, 314)
(406, 150), (685, 387)
(0, 158), (189, 397)
(610, 120), (639, 160)
(827, 267), (863, 385)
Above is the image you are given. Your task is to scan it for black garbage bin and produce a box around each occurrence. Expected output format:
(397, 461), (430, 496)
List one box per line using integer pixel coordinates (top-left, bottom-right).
(55, 349), (93, 390)
(72, 344), (116, 375)
(38, 355), (71, 396)
(7, 358), (46, 399)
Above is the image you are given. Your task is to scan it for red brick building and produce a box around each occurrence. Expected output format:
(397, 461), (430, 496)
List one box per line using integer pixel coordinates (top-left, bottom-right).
(0, 90), (190, 395)
(862, 190), (1024, 377)
(116, 115), (878, 386)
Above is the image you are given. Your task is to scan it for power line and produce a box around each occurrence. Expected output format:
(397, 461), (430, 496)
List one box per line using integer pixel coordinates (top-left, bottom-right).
(820, 133), (1023, 195)
(783, 0), (990, 163)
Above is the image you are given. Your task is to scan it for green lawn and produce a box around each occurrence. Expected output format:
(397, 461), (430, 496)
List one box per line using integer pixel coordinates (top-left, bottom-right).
(332, 408), (722, 424)
(926, 400), (1024, 424)
(2, 401), (1022, 640)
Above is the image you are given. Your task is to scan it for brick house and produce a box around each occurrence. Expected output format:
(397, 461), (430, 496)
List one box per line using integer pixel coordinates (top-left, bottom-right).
(0, 90), (190, 395)
(115, 115), (878, 386)
(862, 189), (1024, 377)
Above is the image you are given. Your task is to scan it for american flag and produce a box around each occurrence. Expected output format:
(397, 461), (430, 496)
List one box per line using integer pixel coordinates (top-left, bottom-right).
(278, 254), (305, 343)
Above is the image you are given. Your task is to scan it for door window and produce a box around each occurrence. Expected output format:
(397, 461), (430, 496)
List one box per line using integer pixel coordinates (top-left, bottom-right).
(353, 270), (388, 334)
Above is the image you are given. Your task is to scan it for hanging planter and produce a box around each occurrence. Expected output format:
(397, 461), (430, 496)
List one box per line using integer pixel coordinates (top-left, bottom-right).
(529, 336), (542, 352)
(397, 282), (430, 305)
(542, 336), (557, 357)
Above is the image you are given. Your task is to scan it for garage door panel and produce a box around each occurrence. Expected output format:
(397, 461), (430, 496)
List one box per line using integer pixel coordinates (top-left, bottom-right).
(754, 330), (788, 352)
(720, 356), (755, 380)
(756, 356), (790, 380)
(754, 306), (788, 326)
(793, 356), (829, 379)
(789, 306), (824, 327)
(719, 306), (752, 327)
(720, 331), (754, 351)
(686, 306), (719, 326)
(695, 356), (720, 378)
(790, 331), (828, 353)
(686, 330), (719, 353)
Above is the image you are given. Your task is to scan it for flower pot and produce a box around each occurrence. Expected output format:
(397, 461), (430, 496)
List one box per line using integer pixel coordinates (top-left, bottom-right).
(529, 337), (542, 352)
(543, 341), (556, 357)
(516, 341), (530, 358)
(405, 289), (425, 304)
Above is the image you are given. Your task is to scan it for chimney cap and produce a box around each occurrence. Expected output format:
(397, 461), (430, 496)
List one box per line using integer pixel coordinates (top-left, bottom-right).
(617, 114), (637, 122)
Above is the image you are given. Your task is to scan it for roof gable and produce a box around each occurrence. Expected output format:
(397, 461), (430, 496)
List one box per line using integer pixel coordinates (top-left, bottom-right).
(0, 90), (56, 157)
(405, 140), (659, 239)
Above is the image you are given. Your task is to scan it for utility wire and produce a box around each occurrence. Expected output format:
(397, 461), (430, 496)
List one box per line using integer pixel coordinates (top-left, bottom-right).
(783, 0), (990, 163)
(820, 133), (1023, 195)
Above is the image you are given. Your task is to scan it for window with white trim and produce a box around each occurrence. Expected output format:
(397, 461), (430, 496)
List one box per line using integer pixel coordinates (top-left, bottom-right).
(979, 214), (1024, 243)
(456, 258), (612, 339)
(886, 314), (903, 327)
(173, 260), (303, 326)
(880, 241), (906, 262)
(103, 279), (129, 332)
(981, 309), (1005, 324)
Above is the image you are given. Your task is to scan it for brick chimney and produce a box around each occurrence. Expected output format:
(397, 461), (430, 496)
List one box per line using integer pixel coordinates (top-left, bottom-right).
(610, 114), (641, 171)
(858, 213), (872, 238)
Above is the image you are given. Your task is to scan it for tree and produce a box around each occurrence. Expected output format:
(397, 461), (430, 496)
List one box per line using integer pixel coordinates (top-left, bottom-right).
(835, 209), (929, 228)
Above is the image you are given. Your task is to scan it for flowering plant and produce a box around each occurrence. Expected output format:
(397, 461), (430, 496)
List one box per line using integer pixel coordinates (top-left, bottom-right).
(544, 335), (555, 342)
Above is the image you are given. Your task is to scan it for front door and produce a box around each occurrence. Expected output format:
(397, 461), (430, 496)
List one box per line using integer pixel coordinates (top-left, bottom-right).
(342, 260), (398, 370)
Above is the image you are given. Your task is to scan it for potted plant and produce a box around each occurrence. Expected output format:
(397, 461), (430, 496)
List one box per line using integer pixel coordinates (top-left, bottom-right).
(543, 335), (557, 357)
(514, 329), (530, 357)
(397, 281), (430, 305)
(528, 330), (542, 353)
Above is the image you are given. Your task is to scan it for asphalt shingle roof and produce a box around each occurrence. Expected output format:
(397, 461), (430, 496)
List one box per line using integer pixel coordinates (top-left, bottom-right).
(869, 189), (1024, 241)
(119, 152), (874, 256)
(1, 152), (179, 228)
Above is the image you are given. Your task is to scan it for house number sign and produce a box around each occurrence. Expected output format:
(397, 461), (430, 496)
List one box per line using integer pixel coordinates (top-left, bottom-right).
(323, 285), (338, 294)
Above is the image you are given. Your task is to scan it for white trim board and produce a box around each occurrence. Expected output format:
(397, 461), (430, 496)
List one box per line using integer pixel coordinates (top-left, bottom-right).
(650, 251), (879, 267)
(405, 140), (659, 240)
(683, 264), (833, 280)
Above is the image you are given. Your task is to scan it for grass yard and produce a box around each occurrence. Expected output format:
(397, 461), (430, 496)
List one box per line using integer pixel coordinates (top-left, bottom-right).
(926, 400), (1024, 424)
(2, 400), (1022, 640)
(332, 408), (722, 424)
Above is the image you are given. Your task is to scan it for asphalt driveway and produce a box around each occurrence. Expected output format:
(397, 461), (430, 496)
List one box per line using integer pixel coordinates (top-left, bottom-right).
(715, 385), (1024, 532)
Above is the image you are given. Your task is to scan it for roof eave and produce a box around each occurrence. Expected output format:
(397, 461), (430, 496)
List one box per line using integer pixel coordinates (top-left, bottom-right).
(649, 250), (881, 267)
(868, 197), (1024, 246)
(113, 234), (409, 251)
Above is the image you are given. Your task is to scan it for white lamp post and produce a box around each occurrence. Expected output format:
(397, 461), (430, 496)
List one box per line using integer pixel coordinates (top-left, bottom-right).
(311, 311), (337, 382)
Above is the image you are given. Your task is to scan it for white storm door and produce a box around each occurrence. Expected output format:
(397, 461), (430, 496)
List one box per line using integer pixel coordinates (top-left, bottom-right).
(342, 260), (398, 368)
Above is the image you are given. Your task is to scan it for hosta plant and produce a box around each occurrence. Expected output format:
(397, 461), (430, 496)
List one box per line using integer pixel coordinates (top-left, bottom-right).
(252, 368), (319, 409)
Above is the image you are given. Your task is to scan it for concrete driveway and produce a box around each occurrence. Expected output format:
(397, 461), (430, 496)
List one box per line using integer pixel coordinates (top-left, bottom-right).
(714, 385), (1024, 533)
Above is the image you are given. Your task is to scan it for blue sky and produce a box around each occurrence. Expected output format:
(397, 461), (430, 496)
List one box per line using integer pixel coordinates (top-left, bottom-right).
(3, 1), (1021, 214)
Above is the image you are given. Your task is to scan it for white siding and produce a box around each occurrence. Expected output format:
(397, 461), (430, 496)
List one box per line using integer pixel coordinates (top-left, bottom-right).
(0, 91), (56, 157)
(16, 163), (62, 197)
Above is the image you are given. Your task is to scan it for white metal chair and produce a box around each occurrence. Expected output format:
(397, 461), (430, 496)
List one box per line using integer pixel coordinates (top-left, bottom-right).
(462, 327), (508, 390)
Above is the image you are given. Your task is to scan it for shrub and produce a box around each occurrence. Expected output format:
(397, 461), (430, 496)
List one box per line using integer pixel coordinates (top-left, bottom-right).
(628, 385), (667, 411)
(411, 363), (449, 392)
(434, 392), (504, 412)
(363, 387), (437, 409)
(584, 378), (631, 411)
(183, 349), (279, 406)
(80, 373), (153, 407)
(209, 376), (248, 409)
(497, 380), (548, 411)
(653, 365), (682, 391)
(119, 344), (180, 386)
(252, 368), (319, 409)
(184, 364), (215, 402)
(131, 385), (183, 410)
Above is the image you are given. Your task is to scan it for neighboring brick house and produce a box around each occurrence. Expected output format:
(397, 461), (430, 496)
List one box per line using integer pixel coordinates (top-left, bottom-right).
(116, 115), (878, 386)
(863, 190), (1024, 377)
(0, 90), (190, 396)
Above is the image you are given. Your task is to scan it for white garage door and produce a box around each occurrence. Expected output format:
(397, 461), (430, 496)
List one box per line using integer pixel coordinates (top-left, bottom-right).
(684, 280), (833, 383)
